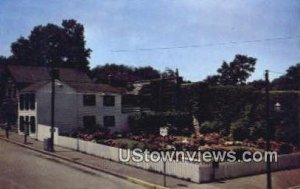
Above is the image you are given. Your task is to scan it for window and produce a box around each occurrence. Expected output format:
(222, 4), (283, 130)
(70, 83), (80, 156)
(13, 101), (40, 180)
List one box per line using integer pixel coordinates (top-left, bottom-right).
(103, 95), (115, 106)
(29, 94), (35, 110)
(20, 116), (35, 134)
(30, 116), (36, 133)
(20, 94), (25, 110)
(24, 95), (29, 110)
(103, 116), (115, 127)
(83, 95), (96, 106)
(83, 116), (96, 128)
(20, 94), (35, 110)
(19, 116), (24, 132)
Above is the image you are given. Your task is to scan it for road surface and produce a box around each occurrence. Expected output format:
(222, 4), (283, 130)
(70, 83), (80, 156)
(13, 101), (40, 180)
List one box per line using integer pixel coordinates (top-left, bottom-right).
(0, 140), (145, 189)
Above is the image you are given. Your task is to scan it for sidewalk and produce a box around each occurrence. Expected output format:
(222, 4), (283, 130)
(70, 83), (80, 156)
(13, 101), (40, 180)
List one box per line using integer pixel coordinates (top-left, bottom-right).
(1, 129), (300, 189)
(0, 129), (190, 189)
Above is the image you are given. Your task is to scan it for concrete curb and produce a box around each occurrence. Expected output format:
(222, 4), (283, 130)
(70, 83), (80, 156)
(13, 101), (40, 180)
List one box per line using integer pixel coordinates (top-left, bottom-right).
(0, 136), (168, 189)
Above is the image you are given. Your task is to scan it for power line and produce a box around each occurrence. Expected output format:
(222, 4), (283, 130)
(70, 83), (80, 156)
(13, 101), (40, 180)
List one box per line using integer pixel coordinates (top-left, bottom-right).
(111, 35), (300, 52)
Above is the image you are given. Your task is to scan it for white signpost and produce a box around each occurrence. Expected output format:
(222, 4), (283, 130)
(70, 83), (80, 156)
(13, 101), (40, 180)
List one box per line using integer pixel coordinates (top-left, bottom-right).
(160, 126), (168, 137)
(159, 126), (169, 187)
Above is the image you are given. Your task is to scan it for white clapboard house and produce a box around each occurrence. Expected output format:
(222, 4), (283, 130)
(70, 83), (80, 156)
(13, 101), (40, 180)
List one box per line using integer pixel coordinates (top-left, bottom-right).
(17, 79), (131, 138)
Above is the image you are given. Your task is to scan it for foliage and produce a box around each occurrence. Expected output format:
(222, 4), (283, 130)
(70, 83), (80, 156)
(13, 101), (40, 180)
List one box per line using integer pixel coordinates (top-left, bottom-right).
(199, 121), (221, 134)
(182, 83), (299, 145)
(161, 67), (177, 78)
(80, 123), (101, 134)
(279, 143), (294, 154)
(230, 119), (249, 141)
(0, 56), (8, 64)
(271, 92), (300, 144)
(272, 63), (300, 90)
(8, 19), (91, 72)
(247, 79), (266, 90)
(128, 112), (194, 136)
(204, 54), (256, 85)
(90, 63), (160, 86)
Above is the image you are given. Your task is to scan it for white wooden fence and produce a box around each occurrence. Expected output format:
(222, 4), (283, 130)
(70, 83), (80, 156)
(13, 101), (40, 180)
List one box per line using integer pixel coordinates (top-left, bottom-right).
(198, 152), (300, 182)
(37, 124), (300, 183)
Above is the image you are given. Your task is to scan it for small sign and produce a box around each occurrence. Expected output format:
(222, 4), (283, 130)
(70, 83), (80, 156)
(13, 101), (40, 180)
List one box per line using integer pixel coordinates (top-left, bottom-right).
(160, 127), (168, 137)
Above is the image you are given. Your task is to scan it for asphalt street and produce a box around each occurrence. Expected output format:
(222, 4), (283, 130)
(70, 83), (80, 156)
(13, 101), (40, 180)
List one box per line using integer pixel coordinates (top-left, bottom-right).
(0, 140), (145, 189)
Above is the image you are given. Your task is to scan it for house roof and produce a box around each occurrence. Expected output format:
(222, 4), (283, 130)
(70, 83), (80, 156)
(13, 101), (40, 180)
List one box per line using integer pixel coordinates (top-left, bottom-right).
(21, 80), (127, 94)
(67, 82), (127, 94)
(7, 65), (92, 84)
(20, 81), (49, 93)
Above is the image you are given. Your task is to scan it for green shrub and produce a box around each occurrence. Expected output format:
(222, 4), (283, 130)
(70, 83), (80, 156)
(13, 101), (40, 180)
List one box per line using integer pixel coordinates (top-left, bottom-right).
(128, 112), (193, 136)
(230, 119), (249, 141)
(199, 121), (221, 134)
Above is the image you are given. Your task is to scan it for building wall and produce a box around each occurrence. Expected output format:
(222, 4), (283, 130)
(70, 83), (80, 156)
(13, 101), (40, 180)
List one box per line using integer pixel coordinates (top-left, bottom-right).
(76, 92), (129, 132)
(36, 81), (79, 134)
(19, 80), (130, 136)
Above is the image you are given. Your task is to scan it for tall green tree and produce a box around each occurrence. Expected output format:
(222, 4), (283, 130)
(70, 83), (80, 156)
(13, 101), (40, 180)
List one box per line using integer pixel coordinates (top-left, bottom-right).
(0, 56), (8, 64)
(204, 54), (257, 85)
(272, 63), (300, 90)
(9, 19), (91, 72)
(91, 64), (161, 86)
(133, 66), (161, 80)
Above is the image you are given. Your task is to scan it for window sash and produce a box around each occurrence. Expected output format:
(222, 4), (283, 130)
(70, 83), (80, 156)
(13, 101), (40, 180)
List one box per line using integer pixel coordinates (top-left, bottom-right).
(103, 95), (115, 106)
(83, 95), (96, 106)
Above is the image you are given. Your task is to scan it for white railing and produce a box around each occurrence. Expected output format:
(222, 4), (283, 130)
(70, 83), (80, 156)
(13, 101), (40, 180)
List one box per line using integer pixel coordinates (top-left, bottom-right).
(37, 124), (300, 183)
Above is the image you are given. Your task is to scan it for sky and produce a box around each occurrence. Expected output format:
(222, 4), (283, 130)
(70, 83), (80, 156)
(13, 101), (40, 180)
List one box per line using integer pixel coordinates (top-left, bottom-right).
(0, 0), (299, 81)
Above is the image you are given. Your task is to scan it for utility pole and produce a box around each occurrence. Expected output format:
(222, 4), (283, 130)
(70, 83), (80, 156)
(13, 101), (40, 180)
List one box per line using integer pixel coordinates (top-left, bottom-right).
(175, 68), (180, 111)
(265, 70), (272, 189)
(24, 121), (29, 144)
(50, 66), (57, 152)
(163, 135), (166, 187)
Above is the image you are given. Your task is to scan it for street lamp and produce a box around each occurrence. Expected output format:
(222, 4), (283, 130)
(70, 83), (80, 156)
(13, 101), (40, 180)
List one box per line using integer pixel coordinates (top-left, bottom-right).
(265, 70), (272, 189)
(274, 102), (281, 112)
(264, 72), (282, 189)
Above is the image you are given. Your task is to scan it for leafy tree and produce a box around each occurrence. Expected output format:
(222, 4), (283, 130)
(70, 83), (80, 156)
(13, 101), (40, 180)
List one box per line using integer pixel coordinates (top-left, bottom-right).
(133, 66), (161, 80)
(0, 56), (8, 64)
(9, 19), (91, 72)
(91, 63), (161, 86)
(272, 63), (300, 90)
(161, 67), (177, 78)
(248, 79), (266, 90)
(204, 54), (256, 85)
(203, 75), (220, 85)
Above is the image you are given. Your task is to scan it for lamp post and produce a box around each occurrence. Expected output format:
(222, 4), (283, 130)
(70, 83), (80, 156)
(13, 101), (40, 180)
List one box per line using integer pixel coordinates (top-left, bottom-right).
(265, 70), (272, 189)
